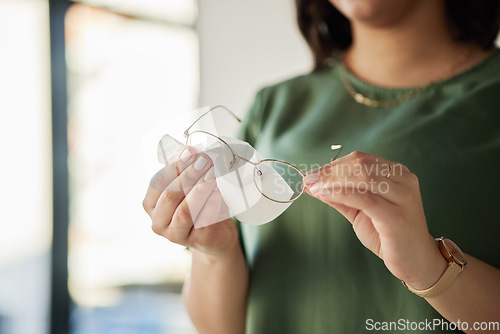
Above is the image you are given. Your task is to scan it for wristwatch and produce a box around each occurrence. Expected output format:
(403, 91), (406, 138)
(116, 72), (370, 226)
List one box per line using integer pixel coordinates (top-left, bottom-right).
(402, 237), (467, 298)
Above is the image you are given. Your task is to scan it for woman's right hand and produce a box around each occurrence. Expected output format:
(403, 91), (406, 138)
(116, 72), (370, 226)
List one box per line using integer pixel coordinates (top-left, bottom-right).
(142, 146), (239, 258)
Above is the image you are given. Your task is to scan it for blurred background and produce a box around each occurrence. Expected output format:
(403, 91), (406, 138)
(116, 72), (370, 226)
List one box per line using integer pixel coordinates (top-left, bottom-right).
(0, 0), (310, 333)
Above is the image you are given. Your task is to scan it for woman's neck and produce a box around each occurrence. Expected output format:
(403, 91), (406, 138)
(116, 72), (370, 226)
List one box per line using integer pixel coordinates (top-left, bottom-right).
(343, 2), (491, 88)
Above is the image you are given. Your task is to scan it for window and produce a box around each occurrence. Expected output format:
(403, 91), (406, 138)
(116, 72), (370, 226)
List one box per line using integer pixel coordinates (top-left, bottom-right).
(0, 1), (52, 333)
(66, 1), (198, 332)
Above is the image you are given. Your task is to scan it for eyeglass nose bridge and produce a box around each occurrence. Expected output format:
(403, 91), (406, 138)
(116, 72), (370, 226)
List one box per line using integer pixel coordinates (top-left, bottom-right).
(229, 156), (238, 169)
(255, 166), (263, 179)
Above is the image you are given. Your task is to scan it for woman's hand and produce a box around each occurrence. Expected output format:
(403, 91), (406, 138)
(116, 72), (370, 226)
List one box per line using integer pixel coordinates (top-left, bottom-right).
(303, 151), (447, 290)
(143, 146), (239, 259)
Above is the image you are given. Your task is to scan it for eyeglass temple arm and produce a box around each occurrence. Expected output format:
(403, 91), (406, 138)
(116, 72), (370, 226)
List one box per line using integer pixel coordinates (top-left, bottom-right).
(184, 105), (242, 138)
(330, 144), (343, 161)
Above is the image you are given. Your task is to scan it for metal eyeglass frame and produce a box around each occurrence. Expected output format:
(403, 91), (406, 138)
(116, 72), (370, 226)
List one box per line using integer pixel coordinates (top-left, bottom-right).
(183, 105), (342, 204)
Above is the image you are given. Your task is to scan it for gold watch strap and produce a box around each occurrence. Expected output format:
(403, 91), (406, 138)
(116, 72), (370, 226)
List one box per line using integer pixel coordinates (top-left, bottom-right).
(403, 261), (462, 298)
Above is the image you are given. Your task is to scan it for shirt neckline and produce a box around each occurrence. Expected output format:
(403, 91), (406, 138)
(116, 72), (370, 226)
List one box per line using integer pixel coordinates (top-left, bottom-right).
(335, 48), (500, 95)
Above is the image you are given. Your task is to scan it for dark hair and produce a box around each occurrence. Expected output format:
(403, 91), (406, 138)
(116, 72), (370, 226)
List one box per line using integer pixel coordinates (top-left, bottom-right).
(296, 0), (500, 71)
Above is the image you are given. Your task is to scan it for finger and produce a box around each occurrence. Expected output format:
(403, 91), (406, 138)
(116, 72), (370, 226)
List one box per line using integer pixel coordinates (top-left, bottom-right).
(305, 151), (356, 176)
(326, 200), (360, 223)
(165, 152), (213, 195)
(151, 146), (199, 190)
(151, 154), (213, 234)
(143, 146), (198, 214)
(305, 151), (374, 175)
(308, 151), (409, 181)
(305, 186), (381, 246)
(151, 190), (185, 236)
(320, 159), (406, 183)
(327, 199), (378, 238)
(167, 168), (217, 241)
(331, 151), (393, 167)
(313, 185), (397, 229)
(307, 173), (406, 205)
(304, 153), (412, 204)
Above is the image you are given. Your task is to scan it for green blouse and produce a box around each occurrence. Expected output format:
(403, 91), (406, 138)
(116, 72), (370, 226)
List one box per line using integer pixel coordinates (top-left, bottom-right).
(237, 50), (500, 334)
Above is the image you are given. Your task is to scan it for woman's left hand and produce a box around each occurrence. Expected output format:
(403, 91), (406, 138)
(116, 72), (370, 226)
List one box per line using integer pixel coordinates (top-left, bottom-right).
(303, 151), (447, 290)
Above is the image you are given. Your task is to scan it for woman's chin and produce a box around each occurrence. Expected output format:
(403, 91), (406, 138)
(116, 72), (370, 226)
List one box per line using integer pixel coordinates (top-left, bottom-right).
(329, 0), (424, 27)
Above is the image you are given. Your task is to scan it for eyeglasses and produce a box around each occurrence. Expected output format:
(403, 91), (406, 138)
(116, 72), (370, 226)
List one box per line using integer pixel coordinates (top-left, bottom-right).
(184, 105), (342, 204)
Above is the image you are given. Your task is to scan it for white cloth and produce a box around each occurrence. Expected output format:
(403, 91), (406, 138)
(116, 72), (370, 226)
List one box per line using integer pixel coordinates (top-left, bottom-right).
(157, 134), (293, 227)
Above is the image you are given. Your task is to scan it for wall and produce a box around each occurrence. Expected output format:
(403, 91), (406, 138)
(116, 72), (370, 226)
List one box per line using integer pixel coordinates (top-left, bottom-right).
(197, 0), (312, 118)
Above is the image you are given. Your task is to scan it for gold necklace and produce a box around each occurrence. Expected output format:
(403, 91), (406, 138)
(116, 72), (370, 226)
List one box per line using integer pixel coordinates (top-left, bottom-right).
(341, 49), (470, 108)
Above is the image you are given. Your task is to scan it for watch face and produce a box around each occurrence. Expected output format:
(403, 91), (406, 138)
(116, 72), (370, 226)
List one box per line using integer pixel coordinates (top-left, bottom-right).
(443, 239), (467, 266)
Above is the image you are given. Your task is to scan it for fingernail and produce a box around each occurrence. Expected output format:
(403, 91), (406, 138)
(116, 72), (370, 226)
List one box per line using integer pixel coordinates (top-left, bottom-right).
(194, 156), (208, 171)
(309, 182), (322, 194)
(180, 149), (193, 162)
(204, 167), (215, 181)
(303, 173), (320, 185)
